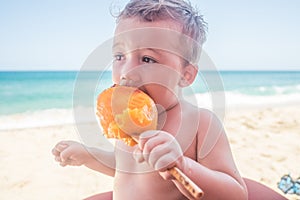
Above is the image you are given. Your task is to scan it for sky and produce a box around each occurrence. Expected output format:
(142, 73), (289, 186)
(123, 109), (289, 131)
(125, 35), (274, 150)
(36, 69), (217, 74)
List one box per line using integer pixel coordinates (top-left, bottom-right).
(0, 0), (299, 71)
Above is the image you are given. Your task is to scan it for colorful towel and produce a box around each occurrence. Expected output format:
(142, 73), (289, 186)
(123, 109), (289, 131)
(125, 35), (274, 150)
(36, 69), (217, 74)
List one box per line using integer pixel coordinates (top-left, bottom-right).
(278, 174), (300, 195)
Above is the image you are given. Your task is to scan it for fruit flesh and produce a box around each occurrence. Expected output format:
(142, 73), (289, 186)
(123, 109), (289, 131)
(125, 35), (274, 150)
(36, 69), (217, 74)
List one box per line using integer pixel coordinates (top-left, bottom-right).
(96, 85), (158, 146)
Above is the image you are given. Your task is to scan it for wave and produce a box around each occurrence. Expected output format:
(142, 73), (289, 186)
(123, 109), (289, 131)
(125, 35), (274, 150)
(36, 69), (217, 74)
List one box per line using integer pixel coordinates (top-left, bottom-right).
(1, 92), (300, 130)
(229, 84), (300, 96)
(0, 107), (99, 130)
(0, 109), (73, 130)
(225, 92), (300, 107)
(190, 92), (300, 109)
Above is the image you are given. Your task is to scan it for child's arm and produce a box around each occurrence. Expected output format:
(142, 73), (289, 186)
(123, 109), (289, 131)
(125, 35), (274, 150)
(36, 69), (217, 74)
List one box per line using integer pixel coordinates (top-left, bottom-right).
(177, 134), (247, 199)
(136, 110), (247, 200)
(52, 140), (116, 177)
(185, 110), (247, 199)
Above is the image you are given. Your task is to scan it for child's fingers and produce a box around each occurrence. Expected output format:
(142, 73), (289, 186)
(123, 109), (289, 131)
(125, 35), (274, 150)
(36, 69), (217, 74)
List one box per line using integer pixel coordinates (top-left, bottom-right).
(132, 147), (144, 163)
(59, 145), (74, 162)
(51, 143), (66, 161)
(54, 155), (62, 162)
(138, 130), (159, 150)
(52, 142), (69, 162)
(159, 170), (173, 180)
(59, 161), (69, 167)
(59, 149), (73, 166)
(52, 142), (68, 154)
(148, 143), (172, 170)
(141, 135), (164, 163)
(154, 153), (176, 171)
(51, 147), (59, 156)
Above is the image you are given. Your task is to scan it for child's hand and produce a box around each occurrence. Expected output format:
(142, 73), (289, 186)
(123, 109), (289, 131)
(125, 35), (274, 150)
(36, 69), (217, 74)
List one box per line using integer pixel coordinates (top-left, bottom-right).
(133, 131), (184, 179)
(52, 141), (91, 167)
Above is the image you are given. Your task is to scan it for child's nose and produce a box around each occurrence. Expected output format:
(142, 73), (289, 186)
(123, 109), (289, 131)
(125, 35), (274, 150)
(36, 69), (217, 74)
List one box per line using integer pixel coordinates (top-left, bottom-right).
(119, 58), (141, 87)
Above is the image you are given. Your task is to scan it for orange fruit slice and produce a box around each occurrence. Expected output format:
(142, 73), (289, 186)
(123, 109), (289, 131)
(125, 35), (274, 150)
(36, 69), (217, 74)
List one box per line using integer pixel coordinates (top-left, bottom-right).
(96, 85), (158, 146)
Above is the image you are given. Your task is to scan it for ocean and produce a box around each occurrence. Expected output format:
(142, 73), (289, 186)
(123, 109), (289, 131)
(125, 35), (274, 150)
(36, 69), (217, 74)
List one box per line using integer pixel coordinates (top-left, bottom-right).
(1, 70), (300, 129)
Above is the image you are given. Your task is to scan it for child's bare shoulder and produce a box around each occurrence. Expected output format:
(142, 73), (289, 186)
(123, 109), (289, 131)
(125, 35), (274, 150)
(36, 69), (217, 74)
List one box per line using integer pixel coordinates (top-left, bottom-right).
(198, 108), (222, 124)
(184, 103), (224, 138)
(183, 100), (221, 120)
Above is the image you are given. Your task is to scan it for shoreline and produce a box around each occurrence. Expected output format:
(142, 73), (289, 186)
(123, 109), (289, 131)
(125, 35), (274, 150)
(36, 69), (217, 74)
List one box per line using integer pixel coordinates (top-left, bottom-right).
(1, 104), (299, 199)
(2, 93), (300, 131)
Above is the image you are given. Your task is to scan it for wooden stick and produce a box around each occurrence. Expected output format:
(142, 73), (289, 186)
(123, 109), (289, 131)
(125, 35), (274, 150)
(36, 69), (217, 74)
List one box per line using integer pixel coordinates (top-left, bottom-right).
(168, 167), (204, 199)
(131, 137), (204, 198)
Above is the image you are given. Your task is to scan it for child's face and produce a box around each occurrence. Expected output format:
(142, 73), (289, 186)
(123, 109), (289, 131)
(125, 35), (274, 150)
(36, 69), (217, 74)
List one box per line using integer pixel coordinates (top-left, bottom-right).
(112, 17), (196, 109)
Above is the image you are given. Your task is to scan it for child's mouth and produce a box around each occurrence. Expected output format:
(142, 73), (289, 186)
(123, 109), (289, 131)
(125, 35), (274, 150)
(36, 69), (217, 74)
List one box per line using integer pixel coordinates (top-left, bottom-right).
(117, 81), (151, 100)
(119, 79), (143, 87)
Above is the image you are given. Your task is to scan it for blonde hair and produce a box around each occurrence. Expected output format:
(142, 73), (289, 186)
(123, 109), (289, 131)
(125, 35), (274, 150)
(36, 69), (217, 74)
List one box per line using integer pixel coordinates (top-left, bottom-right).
(115, 0), (207, 63)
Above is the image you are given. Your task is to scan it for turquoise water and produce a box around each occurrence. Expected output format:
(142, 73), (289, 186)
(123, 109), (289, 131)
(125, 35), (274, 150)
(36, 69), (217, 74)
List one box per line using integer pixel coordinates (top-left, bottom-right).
(219, 71), (300, 96)
(0, 71), (112, 115)
(1, 70), (300, 115)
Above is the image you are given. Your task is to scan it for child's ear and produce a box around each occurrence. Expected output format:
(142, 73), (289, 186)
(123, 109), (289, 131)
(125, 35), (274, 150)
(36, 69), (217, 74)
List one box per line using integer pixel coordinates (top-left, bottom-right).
(179, 64), (198, 87)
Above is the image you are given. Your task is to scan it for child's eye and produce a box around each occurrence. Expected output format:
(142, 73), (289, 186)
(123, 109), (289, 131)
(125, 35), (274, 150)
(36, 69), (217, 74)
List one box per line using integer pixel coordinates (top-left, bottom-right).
(114, 54), (124, 61)
(142, 56), (157, 63)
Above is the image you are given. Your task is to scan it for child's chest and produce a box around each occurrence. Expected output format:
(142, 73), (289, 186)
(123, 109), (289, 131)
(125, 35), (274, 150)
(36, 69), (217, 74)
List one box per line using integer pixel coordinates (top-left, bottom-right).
(114, 104), (200, 171)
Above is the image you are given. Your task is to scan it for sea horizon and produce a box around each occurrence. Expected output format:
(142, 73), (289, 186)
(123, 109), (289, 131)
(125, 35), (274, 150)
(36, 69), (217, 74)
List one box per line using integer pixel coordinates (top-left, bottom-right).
(1, 70), (300, 130)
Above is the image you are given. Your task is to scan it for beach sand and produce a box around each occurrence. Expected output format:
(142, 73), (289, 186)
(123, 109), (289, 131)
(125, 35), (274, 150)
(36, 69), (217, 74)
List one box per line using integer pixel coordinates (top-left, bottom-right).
(225, 104), (300, 200)
(1, 104), (299, 200)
